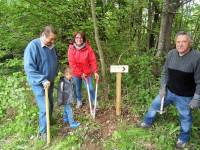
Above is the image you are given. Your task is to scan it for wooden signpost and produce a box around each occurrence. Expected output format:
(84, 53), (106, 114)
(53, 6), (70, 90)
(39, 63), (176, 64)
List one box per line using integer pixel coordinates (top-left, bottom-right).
(110, 65), (129, 116)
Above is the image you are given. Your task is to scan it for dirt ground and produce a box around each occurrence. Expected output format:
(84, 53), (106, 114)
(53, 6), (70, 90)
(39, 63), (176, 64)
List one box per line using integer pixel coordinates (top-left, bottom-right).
(57, 104), (140, 150)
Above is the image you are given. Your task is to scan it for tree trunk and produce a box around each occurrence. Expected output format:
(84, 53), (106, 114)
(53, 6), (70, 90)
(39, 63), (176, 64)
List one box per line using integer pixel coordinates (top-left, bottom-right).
(156, 0), (192, 56)
(153, 1), (161, 48)
(146, 0), (161, 50)
(147, 0), (154, 50)
(153, 0), (192, 77)
(90, 0), (108, 100)
(156, 0), (180, 56)
(193, 17), (200, 47)
(136, 6), (143, 50)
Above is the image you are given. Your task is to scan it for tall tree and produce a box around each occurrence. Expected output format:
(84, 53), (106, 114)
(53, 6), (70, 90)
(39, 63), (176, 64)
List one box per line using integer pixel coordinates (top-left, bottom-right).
(156, 0), (192, 56)
(147, 0), (160, 50)
(147, 0), (154, 50)
(156, 0), (180, 56)
(90, 0), (108, 100)
(135, 5), (143, 50)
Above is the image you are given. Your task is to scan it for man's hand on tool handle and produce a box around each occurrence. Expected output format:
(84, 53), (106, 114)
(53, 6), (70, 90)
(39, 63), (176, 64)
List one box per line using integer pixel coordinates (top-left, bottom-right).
(159, 87), (166, 100)
(43, 80), (50, 89)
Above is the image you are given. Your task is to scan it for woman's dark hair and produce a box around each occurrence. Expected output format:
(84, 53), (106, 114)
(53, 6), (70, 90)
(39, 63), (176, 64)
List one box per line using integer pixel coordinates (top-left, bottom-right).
(72, 32), (86, 43)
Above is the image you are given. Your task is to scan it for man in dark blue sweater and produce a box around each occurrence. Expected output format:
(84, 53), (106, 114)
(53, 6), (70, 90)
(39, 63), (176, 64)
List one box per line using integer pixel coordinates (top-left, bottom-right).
(24, 25), (58, 140)
(139, 31), (200, 149)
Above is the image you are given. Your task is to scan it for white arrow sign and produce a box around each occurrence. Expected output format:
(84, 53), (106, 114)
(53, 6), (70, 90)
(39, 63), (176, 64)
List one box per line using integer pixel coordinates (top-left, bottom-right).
(110, 65), (129, 73)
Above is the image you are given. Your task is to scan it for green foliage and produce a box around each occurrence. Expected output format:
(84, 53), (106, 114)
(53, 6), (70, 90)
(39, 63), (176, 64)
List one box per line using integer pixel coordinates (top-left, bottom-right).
(0, 59), (37, 146)
(0, 61), (24, 119)
(104, 126), (153, 150)
(52, 133), (82, 150)
(0, 0), (95, 59)
(118, 49), (160, 107)
(104, 121), (177, 150)
(104, 120), (187, 150)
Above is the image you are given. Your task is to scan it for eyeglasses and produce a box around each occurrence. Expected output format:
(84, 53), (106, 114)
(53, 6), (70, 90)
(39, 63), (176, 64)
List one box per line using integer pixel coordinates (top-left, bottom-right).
(75, 36), (83, 39)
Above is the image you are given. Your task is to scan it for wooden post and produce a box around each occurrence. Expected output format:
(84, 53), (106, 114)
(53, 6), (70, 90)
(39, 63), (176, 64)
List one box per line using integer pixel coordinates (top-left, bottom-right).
(110, 65), (128, 116)
(116, 72), (122, 116)
(45, 87), (50, 146)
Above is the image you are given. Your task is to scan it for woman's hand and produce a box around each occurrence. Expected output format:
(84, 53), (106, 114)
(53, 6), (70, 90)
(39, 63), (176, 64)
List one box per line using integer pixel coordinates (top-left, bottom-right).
(94, 73), (99, 81)
(82, 73), (87, 79)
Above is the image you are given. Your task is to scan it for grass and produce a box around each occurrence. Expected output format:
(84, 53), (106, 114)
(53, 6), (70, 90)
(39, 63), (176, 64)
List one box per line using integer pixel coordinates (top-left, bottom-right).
(1, 102), (200, 150)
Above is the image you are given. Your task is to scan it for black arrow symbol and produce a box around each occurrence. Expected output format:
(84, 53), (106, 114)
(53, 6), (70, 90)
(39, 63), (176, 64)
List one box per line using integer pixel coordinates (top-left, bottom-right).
(122, 67), (125, 71)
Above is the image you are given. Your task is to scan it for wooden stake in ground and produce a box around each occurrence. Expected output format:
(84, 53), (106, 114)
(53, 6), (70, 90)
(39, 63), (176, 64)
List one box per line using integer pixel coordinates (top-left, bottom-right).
(116, 73), (122, 115)
(110, 65), (129, 116)
(45, 86), (50, 146)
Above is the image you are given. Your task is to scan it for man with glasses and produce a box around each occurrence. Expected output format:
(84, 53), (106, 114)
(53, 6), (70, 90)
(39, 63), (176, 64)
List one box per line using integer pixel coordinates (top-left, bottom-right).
(24, 25), (58, 141)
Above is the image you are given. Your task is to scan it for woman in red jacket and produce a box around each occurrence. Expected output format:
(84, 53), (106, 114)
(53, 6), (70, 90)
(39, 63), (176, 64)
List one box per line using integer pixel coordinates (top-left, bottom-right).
(68, 32), (99, 108)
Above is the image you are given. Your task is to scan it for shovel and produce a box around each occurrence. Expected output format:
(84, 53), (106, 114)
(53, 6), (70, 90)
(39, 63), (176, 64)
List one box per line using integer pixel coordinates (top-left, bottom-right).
(45, 86), (51, 146)
(85, 77), (99, 119)
(85, 77), (93, 116)
(92, 78), (99, 119)
(158, 96), (165, 114)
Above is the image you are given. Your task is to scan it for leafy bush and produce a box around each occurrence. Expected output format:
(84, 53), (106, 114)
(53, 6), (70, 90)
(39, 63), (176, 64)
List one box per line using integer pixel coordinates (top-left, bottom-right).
(119, 51), (160, 106)
(0, 59), (38, 140)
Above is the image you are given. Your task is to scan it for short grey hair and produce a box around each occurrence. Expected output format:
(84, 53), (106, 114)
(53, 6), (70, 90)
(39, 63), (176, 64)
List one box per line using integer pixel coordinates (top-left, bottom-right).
(175, 31), (193, 44)
(41, 25), (57, 37)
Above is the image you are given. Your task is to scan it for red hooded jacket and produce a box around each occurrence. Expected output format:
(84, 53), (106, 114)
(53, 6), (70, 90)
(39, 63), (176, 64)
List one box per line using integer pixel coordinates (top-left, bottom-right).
(68, 42), (98, 77)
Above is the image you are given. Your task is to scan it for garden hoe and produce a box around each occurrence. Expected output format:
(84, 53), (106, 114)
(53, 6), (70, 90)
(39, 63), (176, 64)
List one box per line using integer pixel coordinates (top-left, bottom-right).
(45, 86), (51, 146)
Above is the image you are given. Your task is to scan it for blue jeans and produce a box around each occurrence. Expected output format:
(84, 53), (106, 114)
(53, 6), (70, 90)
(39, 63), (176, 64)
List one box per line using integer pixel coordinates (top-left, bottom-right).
(143, 89), (192, 143)
(31, 84), (54, 134)
(73, 76), (95, 103)
(63, 104), (74, 124)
